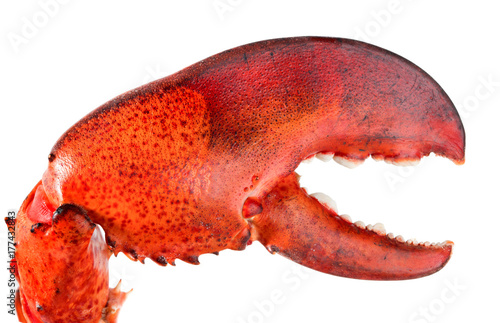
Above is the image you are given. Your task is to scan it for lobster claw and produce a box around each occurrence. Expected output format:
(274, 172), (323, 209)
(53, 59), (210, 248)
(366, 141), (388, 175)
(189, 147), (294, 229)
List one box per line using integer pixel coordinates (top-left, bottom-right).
(11, 37), (465, 321)
(248, 173), (453, 280)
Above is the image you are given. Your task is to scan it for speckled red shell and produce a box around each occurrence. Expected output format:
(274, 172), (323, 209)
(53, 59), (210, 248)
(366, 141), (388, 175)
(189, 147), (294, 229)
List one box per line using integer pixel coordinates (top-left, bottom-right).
(41, 37), (463, 266)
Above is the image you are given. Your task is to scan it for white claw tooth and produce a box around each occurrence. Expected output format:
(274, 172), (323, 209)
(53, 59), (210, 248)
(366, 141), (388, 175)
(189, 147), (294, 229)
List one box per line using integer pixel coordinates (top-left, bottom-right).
(395, 235), (405, 242)
(366, 224), (374, 231)
(407, 238), (418, 245)
(354, 221), (366, 229)
(444, 241), (454, 247)
(423, 241), (431, 247)
(333, 156), (363, 169)
(372, 223), (386, 235)
(431, 242), (437, 247)
(387, 232), (395, 239)
(316, 153), (333, 162)
(340, 214), (352, 223)
(310, 192), (338, 213)
(302, 157), (314, 164)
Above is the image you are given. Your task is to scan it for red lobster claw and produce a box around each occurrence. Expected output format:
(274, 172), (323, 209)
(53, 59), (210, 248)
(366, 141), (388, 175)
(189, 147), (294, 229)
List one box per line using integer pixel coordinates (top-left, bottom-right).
(11, 37), (464, 322)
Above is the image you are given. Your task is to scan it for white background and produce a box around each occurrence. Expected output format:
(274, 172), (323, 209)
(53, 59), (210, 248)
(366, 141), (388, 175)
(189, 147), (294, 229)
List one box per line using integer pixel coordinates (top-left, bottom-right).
(1, 1), (499, 322)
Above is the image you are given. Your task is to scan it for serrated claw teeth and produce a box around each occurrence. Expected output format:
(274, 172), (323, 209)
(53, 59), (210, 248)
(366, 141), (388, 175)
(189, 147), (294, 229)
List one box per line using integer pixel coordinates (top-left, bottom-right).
(372, 223), (386, 235)
(354, 221), (366, 229)
(304, 185), (443, 251)
(395, 235), (405, 243)
(310, 192), (338, 213)
(407, 238), (418, 245)
(340, 214), (352, 223)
